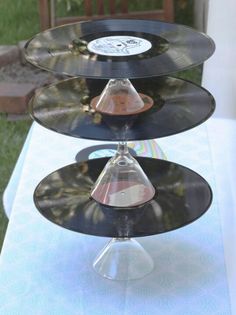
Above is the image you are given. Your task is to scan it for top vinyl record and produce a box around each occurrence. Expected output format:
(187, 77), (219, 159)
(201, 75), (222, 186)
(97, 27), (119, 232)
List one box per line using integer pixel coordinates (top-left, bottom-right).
(24, 19), (215, 78)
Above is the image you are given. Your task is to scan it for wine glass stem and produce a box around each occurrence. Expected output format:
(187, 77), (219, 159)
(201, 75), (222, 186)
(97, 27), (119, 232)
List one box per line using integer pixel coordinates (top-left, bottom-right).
(117, 141), (129, 155)
(114, 237), (131, 242)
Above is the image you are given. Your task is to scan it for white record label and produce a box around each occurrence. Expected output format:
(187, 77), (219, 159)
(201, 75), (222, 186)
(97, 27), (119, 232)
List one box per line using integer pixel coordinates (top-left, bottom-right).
(87, 35), (152, 56)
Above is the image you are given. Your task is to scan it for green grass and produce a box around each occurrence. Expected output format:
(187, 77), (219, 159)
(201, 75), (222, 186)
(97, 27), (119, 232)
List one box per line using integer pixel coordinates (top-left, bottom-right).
(0, 116), (31, 249)
(0, 0), (40, 44)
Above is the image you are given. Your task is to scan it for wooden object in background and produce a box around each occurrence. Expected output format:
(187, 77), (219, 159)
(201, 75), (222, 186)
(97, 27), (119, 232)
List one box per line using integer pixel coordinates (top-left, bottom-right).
(38, 0), (174, 30)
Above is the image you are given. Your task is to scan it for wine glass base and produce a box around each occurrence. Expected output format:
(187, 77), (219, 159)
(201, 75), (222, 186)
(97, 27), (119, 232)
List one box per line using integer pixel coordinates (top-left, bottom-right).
(93, 238), (154, 280)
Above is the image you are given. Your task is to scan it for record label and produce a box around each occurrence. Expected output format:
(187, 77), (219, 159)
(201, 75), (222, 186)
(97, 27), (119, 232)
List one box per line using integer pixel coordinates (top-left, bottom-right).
(87, 35), (152, 56)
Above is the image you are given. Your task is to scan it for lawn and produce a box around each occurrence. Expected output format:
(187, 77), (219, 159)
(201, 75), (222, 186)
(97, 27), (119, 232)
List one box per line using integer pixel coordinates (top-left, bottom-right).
(0, 1), (40, 44)
(0, 0), (197, 250)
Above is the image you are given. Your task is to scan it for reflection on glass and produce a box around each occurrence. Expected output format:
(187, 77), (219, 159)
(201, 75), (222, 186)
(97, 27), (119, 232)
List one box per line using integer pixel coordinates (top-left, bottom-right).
(91, 142), (155, 207)
(90, 78), (153, 115)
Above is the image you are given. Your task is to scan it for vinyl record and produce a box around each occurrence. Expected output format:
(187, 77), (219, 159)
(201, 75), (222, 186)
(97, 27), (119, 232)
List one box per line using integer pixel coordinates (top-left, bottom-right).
(25, 19), (215, 78)
(75, 140), (166, 162)
(29, 76), (215, 141)
(34, 157), (212, 238)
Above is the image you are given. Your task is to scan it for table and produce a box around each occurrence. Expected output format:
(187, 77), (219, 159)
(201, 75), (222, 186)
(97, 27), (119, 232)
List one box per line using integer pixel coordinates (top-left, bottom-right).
(0, 118), (235, 314)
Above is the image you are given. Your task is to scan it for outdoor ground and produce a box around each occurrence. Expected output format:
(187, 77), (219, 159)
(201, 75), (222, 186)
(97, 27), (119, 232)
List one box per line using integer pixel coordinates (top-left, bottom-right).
(0, 0), (196, 250)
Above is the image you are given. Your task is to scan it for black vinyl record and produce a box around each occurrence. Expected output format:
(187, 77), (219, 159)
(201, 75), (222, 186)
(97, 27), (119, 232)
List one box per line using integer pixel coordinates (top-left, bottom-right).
(75, 144), (137, 162)
(34, 157), (212, 238)
(29, 76), (215, 141)
(25, 19), (215, 78)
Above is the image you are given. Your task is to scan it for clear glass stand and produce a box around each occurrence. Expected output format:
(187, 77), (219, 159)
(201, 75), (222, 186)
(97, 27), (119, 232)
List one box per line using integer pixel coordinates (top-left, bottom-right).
(90, 78), (155, 207)
(90, 78), (154, 115)
(91, 78), (155, 278)
(92, 78), (144, 115)
(90, 142), (156, 207)
(93, 238), (154, 280)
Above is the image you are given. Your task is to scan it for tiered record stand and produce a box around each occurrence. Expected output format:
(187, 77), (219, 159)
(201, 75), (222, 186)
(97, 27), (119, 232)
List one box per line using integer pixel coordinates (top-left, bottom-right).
(25, 19), (215, 280)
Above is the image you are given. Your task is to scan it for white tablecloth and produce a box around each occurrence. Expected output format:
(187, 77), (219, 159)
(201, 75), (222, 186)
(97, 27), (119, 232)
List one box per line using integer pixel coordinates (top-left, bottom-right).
(0, 118), (235, 314)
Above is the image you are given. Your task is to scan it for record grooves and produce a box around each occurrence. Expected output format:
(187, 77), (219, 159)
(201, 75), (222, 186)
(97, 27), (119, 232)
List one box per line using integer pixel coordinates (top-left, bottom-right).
(25, 19), (215, 78)
(34, 157), (212, 238)
(29, 76), (215, 141)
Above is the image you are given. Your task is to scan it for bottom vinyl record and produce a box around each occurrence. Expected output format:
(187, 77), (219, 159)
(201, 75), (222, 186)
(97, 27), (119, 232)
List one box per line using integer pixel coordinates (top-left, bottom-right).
(34, 157), (212, 238)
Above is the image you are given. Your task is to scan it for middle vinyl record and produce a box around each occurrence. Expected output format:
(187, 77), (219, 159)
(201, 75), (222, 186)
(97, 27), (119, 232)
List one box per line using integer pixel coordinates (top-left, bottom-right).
(29, 76), (215, 141)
